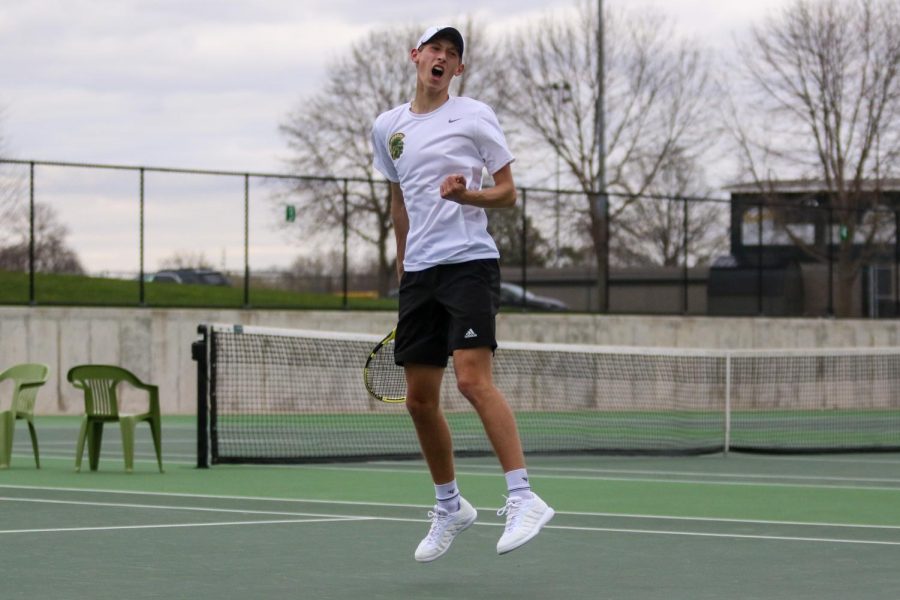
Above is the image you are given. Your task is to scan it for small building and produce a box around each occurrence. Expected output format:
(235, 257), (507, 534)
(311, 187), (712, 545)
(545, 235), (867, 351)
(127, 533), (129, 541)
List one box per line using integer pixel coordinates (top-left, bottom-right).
(708, 179), (900, 317)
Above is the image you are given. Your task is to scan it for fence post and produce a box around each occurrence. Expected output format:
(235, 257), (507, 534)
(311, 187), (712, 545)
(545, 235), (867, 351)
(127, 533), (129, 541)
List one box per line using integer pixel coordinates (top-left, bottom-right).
(895, 210), (899, 317)
(342, 179), (349, 310)
(520, 187), (527, 310)
(28, 162), (35, 305)
(756, 200), (763, 315)
(139, 168), (145, 306)
(589, 190), (610, 314)
(243, 174), (250, 309)
(603, 192), (610, 313)
(682, 196), (689, 315)
(827, 206), (834, 316)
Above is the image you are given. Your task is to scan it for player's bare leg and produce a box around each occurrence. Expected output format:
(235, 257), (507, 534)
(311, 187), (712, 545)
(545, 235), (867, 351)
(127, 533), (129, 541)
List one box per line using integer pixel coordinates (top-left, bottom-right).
(404, 363), (455, 483)
(405, 362), (477, 562)
(453, 346), (555, 555)
(452, 347), (525, 471)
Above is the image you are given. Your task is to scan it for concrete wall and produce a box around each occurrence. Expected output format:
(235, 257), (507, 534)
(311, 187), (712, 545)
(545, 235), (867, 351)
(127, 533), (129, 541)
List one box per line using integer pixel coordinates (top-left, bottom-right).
(1, 306), (898, 415)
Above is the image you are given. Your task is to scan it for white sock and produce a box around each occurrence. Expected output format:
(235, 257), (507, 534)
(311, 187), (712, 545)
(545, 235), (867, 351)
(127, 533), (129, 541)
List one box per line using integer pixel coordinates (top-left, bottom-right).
(435, 480), (460, 513)
(505, 468), (534, 500)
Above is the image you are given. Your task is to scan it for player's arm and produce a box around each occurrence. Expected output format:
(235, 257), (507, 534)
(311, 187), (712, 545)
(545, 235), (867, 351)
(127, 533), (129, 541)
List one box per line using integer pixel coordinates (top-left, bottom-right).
(440, 162), (516, 209)
(390, 182), (408, 282)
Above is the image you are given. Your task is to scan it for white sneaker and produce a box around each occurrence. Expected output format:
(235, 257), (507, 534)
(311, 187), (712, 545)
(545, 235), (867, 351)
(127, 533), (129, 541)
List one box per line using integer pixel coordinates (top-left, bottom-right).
(414, 497), (478, 562)
(496, 494), (555, 555)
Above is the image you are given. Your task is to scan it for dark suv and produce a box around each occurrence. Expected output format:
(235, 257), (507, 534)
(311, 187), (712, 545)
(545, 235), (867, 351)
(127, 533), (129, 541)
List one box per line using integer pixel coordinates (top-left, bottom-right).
(499, 282), (568, 311)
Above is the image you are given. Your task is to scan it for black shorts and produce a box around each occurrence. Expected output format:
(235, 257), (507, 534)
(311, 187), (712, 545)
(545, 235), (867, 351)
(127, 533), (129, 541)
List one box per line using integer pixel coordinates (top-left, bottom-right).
(394, 259), (501, 367)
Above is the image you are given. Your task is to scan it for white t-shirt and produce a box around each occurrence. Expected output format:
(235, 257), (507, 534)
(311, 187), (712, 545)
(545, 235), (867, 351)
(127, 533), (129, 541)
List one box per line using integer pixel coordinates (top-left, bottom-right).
(371, 96), (515, 272)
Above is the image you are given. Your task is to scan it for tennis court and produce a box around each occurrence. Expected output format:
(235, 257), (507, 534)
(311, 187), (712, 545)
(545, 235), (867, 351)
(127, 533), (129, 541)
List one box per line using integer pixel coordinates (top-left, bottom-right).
(2, 417), (900, 600)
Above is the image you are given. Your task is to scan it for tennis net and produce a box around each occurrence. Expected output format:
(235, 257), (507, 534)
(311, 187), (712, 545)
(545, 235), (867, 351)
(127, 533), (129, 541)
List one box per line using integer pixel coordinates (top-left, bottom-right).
(192, 323), (900, 465)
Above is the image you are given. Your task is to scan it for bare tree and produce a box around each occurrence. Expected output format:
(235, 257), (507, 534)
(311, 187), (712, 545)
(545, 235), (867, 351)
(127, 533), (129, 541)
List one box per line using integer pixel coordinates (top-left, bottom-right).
(158, 251), (213, 270)
(612, 149), (729, 267)
(727, 0), (900, 316)
(0, 204), (84, 274)
(487, 206), (554, 268)
(279, 19), (502, 295)
(0, 114), (84, 275)
(500, 1), (718, 269)
(0, 108), (25, 248)
(280, 250), (347, 294)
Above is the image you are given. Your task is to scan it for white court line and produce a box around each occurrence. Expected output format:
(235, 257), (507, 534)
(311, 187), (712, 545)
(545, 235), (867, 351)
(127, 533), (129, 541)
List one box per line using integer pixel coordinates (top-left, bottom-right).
(555, 509), (900, 530)
(127, 454), (900, 481)
(541, 524), (900, 547)
(299, 464), (900, 492)
(0, 517), (370, 536)
(18, 439), (196, 447)
(2, 484), (899, 532)
(221, 449), (900, 466)
(0, 496), (376, 519)
(12, 452), (196, 464)
(732, 454), (900, 466)
(382, 461), (900, 485)
(474, 466), (900, 484)
(23, 426), (195, 432)
(276, 514), (900, 547)
(29, 452), (900, 472)
(2, 493), (899, 546)
(10, 455), (900, 490)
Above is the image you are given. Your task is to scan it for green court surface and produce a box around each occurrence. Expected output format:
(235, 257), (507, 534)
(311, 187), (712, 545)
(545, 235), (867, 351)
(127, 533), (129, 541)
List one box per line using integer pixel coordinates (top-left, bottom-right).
(2, 417), (900, 599)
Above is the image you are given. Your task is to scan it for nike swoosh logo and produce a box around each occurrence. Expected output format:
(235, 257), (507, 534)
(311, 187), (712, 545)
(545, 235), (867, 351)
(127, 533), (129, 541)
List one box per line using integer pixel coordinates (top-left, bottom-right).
(449, 118), (462, 123)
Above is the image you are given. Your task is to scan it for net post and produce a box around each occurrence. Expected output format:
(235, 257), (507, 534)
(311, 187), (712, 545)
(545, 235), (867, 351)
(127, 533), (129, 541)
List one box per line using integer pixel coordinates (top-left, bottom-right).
(192, 325), (210, 468)
(724, 352), (732, 456)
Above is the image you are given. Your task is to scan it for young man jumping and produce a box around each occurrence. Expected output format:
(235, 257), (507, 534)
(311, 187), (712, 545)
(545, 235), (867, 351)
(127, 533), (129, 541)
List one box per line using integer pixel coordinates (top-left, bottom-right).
(371, 25), (554, 563)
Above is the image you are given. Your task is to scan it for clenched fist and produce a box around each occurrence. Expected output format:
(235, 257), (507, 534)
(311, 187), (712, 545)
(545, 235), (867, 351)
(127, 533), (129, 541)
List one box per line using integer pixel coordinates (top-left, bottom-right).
(440, 174), (468, 203)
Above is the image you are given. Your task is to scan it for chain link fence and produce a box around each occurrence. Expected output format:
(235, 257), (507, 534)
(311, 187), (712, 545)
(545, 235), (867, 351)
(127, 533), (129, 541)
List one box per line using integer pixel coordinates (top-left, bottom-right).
(1, 158), (897, 317)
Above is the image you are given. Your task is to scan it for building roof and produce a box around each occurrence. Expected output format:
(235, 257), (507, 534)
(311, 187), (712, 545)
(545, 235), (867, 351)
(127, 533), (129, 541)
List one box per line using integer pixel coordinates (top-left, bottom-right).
(725, 179), (900, 195)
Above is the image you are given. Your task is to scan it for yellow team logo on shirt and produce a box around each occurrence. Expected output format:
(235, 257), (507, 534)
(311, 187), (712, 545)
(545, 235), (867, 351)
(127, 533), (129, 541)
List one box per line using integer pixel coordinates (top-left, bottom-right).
(389, 132), (405, 160)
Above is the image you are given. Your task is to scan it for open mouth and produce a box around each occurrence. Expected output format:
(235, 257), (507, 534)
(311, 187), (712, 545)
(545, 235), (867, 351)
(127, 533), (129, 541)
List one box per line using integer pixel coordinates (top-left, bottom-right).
(431, 65), (445, 78)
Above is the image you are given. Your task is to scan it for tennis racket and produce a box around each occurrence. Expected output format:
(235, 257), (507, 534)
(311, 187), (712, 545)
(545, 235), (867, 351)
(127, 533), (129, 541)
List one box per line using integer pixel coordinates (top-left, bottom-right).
(363, 328), (406, 403)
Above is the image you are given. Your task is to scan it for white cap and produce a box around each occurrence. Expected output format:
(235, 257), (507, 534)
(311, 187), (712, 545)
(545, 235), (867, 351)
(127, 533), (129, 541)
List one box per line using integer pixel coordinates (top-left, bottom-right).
(416, 26), (464, 58)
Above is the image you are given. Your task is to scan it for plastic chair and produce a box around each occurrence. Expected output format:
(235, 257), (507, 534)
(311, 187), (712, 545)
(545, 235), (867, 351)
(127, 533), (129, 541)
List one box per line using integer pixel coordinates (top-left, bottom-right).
(67, 365), (163, 473)
(0, 363), (49, 469)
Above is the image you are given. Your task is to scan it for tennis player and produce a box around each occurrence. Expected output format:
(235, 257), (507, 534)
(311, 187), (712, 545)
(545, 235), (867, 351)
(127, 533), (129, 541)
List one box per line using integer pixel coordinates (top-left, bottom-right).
(371, 25), (554, 562)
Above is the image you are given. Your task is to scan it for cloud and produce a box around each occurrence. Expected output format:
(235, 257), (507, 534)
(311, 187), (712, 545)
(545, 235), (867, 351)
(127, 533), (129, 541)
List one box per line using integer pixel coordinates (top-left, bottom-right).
(0, 0), (780, 273)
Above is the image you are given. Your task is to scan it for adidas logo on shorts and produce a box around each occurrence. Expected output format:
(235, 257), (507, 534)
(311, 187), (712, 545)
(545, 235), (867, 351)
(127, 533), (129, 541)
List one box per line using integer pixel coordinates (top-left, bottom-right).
(464, 328), (478, 339)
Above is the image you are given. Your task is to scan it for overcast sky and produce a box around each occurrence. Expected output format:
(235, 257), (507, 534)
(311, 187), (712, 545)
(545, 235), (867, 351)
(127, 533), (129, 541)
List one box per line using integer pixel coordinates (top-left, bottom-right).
(0, 0), (787, 274)
(1, 0), (786, 172)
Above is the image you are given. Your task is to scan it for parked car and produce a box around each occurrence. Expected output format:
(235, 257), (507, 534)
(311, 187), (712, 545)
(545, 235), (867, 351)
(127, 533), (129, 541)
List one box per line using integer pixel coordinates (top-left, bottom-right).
(388, 281), (568, 311)
(499, 282), (568, 311)
(151, 268), (231, 286)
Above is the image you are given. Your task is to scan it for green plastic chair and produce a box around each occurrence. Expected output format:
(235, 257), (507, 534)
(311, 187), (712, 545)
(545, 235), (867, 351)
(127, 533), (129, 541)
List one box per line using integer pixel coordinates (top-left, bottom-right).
(0, 363), (49, 469)
(67, 365), (163, 473)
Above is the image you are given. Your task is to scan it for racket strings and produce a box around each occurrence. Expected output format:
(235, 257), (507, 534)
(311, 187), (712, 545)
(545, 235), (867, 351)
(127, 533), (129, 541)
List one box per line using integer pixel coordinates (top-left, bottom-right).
(367, 339), (406, 401)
